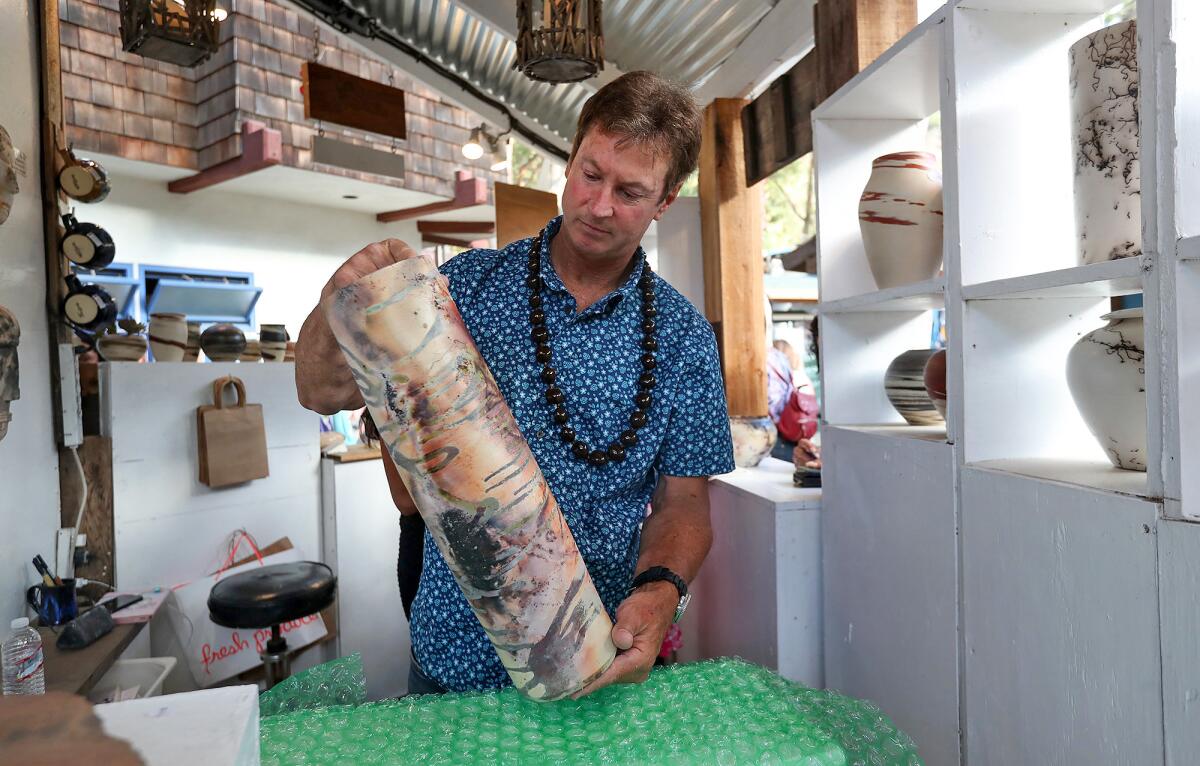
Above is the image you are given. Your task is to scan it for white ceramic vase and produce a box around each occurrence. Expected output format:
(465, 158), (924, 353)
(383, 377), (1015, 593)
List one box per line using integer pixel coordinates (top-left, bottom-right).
(148, 312), (187, 362)
(1065, 308), (1146, 471)
(1070, 20), (1140, 265)
(858, 151), (944, 290)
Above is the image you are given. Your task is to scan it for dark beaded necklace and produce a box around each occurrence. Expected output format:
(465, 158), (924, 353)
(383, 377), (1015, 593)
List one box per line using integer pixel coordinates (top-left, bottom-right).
(526, 229), (658, 467)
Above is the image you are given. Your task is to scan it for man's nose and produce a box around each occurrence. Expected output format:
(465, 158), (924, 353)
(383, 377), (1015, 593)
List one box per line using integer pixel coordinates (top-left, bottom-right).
(589, 186), (615, 218)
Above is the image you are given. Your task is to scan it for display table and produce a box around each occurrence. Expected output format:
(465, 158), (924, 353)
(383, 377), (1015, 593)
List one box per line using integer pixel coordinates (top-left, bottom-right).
(678, 457), (823, 688)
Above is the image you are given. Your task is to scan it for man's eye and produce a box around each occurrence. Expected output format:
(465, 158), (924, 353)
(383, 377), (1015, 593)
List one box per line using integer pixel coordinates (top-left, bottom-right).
(584, 172), (600, 182)
(620, 189), (640, 202)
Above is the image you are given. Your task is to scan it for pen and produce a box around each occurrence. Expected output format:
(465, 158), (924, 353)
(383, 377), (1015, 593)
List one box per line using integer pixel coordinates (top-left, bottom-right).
(33, 555), (62, 587)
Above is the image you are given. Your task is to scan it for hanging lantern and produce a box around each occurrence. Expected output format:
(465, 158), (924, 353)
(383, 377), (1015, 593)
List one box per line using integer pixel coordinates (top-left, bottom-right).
(118, 0), (224, 68)
(515, 0), (604, 84)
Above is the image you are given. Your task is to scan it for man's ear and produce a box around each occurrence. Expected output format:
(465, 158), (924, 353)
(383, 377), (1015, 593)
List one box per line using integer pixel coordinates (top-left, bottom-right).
(654, 184), (683, 221)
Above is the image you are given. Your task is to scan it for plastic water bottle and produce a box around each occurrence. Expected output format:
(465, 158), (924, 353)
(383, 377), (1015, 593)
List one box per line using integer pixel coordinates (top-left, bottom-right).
(2, 618), (45, 696)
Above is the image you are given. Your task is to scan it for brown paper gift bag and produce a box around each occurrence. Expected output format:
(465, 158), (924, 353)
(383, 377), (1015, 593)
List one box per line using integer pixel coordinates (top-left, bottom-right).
(196, 376), (269, 488)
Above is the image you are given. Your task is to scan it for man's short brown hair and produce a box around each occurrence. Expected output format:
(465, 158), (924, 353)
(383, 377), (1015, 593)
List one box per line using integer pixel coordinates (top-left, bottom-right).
(569, 71), (702, 201)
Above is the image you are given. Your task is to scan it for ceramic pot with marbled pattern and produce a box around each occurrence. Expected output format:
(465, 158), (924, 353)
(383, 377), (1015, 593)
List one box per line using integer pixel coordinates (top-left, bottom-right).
(97, 334), (147, 362)
(1066, 308), (1146, 470)
(183, 322), (201, 361)
(885, 349), (943, 426)
(284, 341), (296, 362)
(148, 312), (187, 362)
(859, 152), (944, 290)
(259, 324), (288, 362)
(923, 349), (948, 420)
(200, 323), (245, 362)
(1071, 20), (1140, 265)
(729, 416), (777, 468)
(239, 338), (261, 363)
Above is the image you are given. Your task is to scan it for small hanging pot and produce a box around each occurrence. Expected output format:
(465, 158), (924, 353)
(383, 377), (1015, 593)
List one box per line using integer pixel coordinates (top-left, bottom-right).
(61, 274), (117, 332)
(58, 156), (110, 203)
(60, 213), (116, 270)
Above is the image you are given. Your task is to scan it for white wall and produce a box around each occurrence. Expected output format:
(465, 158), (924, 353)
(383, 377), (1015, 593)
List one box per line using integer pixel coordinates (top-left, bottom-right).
(0, 0), (63, 625)
(94, 173), (422, 339)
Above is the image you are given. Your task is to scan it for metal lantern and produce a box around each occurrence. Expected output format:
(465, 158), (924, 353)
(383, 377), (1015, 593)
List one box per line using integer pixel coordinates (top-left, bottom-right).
(515, 0), (604, 83)
(118, 0), (222, 67)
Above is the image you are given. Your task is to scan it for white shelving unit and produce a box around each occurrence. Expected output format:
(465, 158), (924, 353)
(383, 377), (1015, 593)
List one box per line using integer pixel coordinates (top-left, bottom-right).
(814, 1), (1198, 763)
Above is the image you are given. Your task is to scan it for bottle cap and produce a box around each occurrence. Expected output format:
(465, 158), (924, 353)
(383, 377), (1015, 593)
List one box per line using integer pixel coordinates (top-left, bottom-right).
(11, 617), (29, 629)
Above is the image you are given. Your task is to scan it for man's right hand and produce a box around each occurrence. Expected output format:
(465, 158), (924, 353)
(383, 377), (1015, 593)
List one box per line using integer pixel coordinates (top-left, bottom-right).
(295, 239), (419, 415)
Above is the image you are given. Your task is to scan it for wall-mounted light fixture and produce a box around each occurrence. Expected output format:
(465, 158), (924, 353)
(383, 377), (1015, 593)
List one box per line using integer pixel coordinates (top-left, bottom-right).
(462, 125), (511, 172)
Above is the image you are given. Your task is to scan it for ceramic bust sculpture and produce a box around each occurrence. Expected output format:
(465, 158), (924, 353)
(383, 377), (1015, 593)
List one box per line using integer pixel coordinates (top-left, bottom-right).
(1070, 20), (1140, 264)
(0, 305), (19, 442)
(323, 257), (616, 701)
(858, 152), (944, 290)
(1066, 308), (1146, 470)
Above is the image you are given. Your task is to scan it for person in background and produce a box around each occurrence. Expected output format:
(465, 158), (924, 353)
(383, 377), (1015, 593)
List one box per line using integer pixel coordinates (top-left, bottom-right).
(793, 318), (821, 470)
(767, 339), (818, 461)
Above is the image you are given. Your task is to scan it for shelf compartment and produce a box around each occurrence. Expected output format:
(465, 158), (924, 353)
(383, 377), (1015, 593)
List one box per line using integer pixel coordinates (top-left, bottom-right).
(962, 257), (1144, 301)
(815, 5), (948, 120)
(820, 277), (945, 313)
(966, 458), (1151, 499)
(825, 423), (949, 444)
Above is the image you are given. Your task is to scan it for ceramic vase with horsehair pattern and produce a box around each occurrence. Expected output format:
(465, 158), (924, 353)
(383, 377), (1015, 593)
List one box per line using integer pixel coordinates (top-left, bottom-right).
(858, 151), (944, 290)
(323, 256), (616, 701)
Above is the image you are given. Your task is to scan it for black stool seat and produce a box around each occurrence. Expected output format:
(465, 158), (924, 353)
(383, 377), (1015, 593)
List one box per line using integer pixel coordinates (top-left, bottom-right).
(208, 561), (336, 629)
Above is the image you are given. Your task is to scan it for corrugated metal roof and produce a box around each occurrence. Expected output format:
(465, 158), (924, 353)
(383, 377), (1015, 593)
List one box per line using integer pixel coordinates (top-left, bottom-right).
(351, 0), (777, 144)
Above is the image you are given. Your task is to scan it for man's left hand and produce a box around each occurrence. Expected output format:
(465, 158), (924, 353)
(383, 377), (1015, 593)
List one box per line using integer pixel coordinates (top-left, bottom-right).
(572, 581), (677, 699)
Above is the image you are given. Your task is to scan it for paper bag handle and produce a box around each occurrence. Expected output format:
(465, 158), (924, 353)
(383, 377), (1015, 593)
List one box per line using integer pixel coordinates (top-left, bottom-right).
(211, 376), (247, 409)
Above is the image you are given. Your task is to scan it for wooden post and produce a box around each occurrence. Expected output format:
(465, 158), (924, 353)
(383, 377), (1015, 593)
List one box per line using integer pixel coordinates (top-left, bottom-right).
(816, 0), (917, 101)
(699, 98), (767, 419)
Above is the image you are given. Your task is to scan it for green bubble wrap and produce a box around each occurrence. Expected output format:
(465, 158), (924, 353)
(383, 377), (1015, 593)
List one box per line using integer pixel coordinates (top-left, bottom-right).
(259, 653), (367, 717)
(259, 658), (921, 766)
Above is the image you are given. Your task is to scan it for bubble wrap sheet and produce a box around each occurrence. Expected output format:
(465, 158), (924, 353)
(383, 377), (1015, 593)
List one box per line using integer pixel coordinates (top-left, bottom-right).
(259, 658), (922, 766)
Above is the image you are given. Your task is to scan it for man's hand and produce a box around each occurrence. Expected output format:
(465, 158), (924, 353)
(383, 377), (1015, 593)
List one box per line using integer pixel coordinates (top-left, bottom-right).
(572, 581), (677, 699)
(295, 239), (419, 414)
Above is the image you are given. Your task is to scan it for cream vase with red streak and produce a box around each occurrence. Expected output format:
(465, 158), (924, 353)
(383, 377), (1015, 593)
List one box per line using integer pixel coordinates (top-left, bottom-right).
(858, 152), (944, 290)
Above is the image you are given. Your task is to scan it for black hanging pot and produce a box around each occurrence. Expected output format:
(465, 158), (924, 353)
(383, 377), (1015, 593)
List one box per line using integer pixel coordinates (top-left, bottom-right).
(61, 274), (117, 332)
(58, 156), (111, 203)
(60, 213), (116, 270)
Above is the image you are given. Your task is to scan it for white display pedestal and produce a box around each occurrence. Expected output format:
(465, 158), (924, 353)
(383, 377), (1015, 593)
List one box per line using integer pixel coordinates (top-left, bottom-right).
(677, 457), (823, 689)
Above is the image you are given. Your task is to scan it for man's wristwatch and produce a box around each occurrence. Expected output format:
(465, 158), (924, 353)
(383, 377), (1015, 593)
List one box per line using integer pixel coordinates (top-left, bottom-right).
(631, 566), (691, 623)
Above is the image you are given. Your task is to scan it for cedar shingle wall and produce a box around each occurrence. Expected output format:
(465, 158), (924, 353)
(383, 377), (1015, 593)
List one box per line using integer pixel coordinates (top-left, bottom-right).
(60, 0), (502, 198)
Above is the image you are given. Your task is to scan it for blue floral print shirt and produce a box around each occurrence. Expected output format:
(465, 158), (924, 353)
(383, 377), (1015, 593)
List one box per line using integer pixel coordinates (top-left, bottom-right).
(410, 216), (735, 691)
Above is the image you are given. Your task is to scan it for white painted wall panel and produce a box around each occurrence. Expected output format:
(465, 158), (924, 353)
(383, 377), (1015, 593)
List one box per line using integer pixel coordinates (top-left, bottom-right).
(1158, 519), (1200, 766)
(0, 0), (61, 624)
(653, 196), (705, 315)
(822, 426), (960, 766)
(961, 467), (1163, 765)
(103, 363), (321, 591)
(321, 458), (411, 700)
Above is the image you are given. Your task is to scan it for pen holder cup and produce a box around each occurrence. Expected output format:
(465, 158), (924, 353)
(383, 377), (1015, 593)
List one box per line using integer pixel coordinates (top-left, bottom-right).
(27, 579), (77, 626)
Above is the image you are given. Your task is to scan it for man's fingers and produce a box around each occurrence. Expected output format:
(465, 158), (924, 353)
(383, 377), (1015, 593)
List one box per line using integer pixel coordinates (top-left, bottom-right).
(384, 238), (417, 264)
(611, 625), (634, 651)
(571, 648), (643, 699)
(329, 240), (418, 291)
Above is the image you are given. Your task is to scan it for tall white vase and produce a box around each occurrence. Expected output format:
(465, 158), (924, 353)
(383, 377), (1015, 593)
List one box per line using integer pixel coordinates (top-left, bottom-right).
(148, 312), (187, 362)
(858, 151), (944, 290)
(1070, 20), (1140, 265)
(1065, 308), (1146, 471)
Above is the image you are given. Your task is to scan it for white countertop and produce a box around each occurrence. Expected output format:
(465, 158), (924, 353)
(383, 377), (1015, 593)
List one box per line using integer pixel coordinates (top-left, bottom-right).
(710, 456), (822, 511)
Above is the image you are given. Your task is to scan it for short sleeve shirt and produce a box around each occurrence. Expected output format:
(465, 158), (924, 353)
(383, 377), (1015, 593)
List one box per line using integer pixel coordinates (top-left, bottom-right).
(410, 215), (735, 691)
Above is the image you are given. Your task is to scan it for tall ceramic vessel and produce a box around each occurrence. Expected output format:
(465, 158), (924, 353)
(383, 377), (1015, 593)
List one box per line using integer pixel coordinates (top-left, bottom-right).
(1070, 20), (1140, 265)
(148, 312), (187, 362)
(858, 152), (944, 290)
(323, 257), (616, 701)
(183, 321), (201, 361)
(1066, 308), (1146, 471)
(885, 349), (943, 426)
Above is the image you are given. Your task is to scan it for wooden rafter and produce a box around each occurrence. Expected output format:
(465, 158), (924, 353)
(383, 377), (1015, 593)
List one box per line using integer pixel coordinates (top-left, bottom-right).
(167, 120), (282, 194)
(377, 170), (488, 223)
(417, 220), (496, 235)
(421, 233), (491, 249)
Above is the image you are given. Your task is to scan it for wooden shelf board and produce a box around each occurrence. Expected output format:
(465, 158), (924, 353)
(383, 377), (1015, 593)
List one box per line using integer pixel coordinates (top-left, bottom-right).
(954, 0), (1116, 12)
(967, 458), (1153, 500)
(825, 423), (950, 444)
(819, 276), (945, 313)
(962, 257), (1144, 301)
(814, 5), (947, 120)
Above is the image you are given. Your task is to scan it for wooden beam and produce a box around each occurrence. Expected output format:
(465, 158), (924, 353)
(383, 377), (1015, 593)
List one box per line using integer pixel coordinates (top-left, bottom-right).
(422, 233), (491, 249)
(816, 0), (916, 101)
(742, 51), (818, 185)
(494, 181), (558, 247)
(417, 220), (496, 235)
(699, 98), (767, 419)
(167, 120), (282, 194)
(377, 170), (488, 223)
(301, 62), (406, 141)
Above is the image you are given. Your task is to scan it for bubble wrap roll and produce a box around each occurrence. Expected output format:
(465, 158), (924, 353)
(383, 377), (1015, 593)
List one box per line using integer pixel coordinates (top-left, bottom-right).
(323, 257), (616, 700)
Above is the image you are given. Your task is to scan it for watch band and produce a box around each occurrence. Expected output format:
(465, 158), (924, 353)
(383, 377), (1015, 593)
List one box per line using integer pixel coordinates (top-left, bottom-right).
(630, 566), (687, 601)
